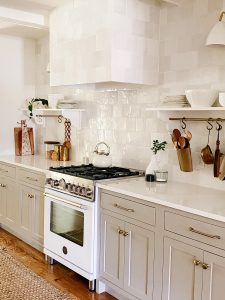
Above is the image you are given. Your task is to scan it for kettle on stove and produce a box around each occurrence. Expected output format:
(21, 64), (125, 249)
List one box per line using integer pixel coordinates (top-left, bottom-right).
(92, 142), (112, 168)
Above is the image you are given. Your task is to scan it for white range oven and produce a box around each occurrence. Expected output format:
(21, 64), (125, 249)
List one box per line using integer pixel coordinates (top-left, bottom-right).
(44, 165), (143, 291)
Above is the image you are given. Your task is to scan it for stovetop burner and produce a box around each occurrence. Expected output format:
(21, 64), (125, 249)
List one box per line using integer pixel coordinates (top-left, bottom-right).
(49, 164), (141, 180)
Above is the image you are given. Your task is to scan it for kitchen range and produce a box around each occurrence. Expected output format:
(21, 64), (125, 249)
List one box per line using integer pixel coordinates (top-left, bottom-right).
(44, 164), (144, 291)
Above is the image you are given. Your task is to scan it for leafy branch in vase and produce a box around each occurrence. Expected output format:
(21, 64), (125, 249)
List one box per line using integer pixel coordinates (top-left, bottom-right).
(151, 140), (167, 155)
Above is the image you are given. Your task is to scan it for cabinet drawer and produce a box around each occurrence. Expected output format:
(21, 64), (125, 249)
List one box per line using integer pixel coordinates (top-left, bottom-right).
(165, 212), (225, 250)
(0, 163), (16, 179)
(101, 193), (155, 226)
(17, 168), (45, 188)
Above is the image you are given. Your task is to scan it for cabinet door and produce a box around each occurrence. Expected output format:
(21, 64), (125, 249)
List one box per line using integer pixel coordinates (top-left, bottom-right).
(18, 185), (32, 236)
(124, 223), (155, 300)
(202, 252), (225, 300)
(31, 188), (44, 245)
(100, 214), (124, 288)
(4, 178), (18, 229)
(0, 177), (6, 222)
(162, 237), (203, 300)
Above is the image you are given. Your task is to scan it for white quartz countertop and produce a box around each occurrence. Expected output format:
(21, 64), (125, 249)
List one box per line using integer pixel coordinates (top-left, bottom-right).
(97, 177), (225, 223)
(0, 155), (75, 173)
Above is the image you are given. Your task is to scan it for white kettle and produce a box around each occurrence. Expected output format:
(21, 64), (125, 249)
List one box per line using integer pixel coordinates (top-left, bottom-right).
(92, 142), (112, 168)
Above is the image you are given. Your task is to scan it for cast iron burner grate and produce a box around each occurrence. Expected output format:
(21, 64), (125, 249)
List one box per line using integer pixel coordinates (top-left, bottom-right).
(49, 164), (141, 180)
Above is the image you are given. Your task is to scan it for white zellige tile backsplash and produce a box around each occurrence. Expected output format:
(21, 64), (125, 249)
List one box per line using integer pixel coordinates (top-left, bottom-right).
(36, 0), (225, 191)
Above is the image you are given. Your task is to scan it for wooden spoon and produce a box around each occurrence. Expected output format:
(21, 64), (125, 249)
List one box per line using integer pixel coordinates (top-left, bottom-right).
(186, 130), (192, 141)
(172, 129), (181, 142)
(178, 136), (187, 149)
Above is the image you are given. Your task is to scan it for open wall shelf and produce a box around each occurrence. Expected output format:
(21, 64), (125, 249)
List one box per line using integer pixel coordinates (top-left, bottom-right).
(146, 107), (225, 112)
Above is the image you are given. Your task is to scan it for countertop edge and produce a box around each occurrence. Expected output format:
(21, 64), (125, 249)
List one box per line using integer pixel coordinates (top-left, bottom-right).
(96, 182), (225, 223)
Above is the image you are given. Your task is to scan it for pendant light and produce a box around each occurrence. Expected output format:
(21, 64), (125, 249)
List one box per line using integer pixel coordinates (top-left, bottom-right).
(206, 11), (225, 46)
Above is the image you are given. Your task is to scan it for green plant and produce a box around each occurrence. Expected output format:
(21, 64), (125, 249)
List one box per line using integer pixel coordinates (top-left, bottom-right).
(151, 140), (167, 155)
(27, 98), (48, 118)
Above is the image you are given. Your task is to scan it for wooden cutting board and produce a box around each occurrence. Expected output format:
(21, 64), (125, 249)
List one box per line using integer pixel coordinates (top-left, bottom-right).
(14, 128), (34, 156)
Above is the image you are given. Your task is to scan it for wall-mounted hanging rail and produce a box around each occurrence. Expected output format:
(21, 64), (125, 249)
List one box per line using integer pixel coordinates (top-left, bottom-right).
(35, 114), (63, 123)
(169, 117), (225, 122)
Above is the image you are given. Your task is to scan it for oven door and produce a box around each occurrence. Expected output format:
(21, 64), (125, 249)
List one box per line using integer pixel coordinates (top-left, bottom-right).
(44, 190), (95, 273)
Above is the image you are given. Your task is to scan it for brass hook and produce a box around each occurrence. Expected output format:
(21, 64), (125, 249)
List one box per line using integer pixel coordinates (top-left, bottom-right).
(207, 118), (213, 131)
(216, 119), (222, 131)
(58, 115), (63, 123)
(181, 117), (186, 130)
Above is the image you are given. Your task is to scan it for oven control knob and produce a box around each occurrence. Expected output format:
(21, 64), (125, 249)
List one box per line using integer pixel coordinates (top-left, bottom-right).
(66, 183), (72, 192)
(75, 185), (81, 195)
(59, 178), (66, 189)
(80, 186), (86, 196)
(62, 246), (68, 255)
(86, 188), (93, 198)
(46, 178), (53, 185)
(53, 180), (59, 187)
(71, 184), (76, 193)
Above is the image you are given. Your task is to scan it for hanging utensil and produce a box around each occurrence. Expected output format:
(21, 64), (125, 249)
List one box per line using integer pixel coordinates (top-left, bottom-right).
(178, 136), (188, 149)
(201, 120), (214, 165)
(172, 129), (181, 142)
(214, 120), (222, 177)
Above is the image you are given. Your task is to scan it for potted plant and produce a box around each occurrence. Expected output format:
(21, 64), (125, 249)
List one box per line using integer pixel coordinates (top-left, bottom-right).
(27, 98), (49, 118)
(146, 139), (167, 176)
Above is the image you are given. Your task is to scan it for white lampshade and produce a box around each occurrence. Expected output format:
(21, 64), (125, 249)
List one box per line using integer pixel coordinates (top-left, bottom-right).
(206, 12), (225, 46)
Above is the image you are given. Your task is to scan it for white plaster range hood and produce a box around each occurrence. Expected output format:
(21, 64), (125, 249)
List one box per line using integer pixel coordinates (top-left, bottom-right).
(49, 0), (160, 88)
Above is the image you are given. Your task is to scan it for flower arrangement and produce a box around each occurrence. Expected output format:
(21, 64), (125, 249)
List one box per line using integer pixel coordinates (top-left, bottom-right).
(27, 98), (48, 118)
(151, 140), (167, 155)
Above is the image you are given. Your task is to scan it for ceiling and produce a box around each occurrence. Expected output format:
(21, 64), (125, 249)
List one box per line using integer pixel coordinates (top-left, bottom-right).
(0, 0), (67, 13)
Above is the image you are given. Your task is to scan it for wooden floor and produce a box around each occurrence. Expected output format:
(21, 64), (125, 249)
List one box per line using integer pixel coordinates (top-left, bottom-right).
(0, 228), (116, 300)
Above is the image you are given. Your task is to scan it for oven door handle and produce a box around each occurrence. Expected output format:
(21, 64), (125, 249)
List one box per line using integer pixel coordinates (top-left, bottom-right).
(44, 193), (87, 210)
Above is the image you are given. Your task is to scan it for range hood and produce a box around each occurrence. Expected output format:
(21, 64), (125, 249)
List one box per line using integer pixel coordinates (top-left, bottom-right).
(49, 0), (160, 88)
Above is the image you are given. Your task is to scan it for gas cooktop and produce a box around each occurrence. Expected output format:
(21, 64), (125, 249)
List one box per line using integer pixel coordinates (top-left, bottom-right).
(49, 164), (142, 180)
(46, 164), (144, 201)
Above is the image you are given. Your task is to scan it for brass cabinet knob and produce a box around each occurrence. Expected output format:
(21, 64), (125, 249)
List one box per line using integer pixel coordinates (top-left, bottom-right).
(117, 229), (124, 235)
(123, 231), (129, 237)
(202, 263), (209, 270)
(27, 193), (34, 199)
(193, 259), (201, 266)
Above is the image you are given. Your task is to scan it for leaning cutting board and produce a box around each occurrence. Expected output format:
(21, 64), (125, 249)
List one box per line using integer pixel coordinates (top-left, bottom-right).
(14, 127), (34, 156)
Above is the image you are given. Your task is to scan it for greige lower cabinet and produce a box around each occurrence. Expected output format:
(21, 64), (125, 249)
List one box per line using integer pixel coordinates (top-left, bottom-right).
(0, 162), (45, 251)
(162, 238), (203, 300)
(18, 184), (44, 247)
(0, 176), (18, 230)
(101, 213), (155, 300)
(202, 252), (225, 300)
(99, 190), (225, 300)
(163, 237), (225, 300)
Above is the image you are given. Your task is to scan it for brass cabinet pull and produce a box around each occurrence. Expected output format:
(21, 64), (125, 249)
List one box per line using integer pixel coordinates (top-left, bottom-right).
(193, 259), (201, 266)
(26, 177), (38, 182)
(0, 184), (7, 188)
(189, 227), (221, 240)
(118, 229), (124, 235)
(123, 231), (129, 237)
(114, 203), (134, 213)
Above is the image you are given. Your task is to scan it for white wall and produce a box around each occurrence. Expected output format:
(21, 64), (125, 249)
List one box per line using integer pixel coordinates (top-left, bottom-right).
(0, 35), (36, 155)
(35, 0), (225, 190)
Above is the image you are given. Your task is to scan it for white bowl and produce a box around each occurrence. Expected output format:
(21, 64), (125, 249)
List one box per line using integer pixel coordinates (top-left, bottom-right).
(185, 89), (218, 107)
(219, 92), (225, 107)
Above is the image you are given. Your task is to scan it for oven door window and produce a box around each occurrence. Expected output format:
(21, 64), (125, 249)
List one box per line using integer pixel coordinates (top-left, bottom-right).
(50, 202), (84, 247)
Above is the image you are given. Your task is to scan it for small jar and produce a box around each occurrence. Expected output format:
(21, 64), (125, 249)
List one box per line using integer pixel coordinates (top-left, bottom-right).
(44, 141), (60, 160)
(154, 170), (168, 183)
